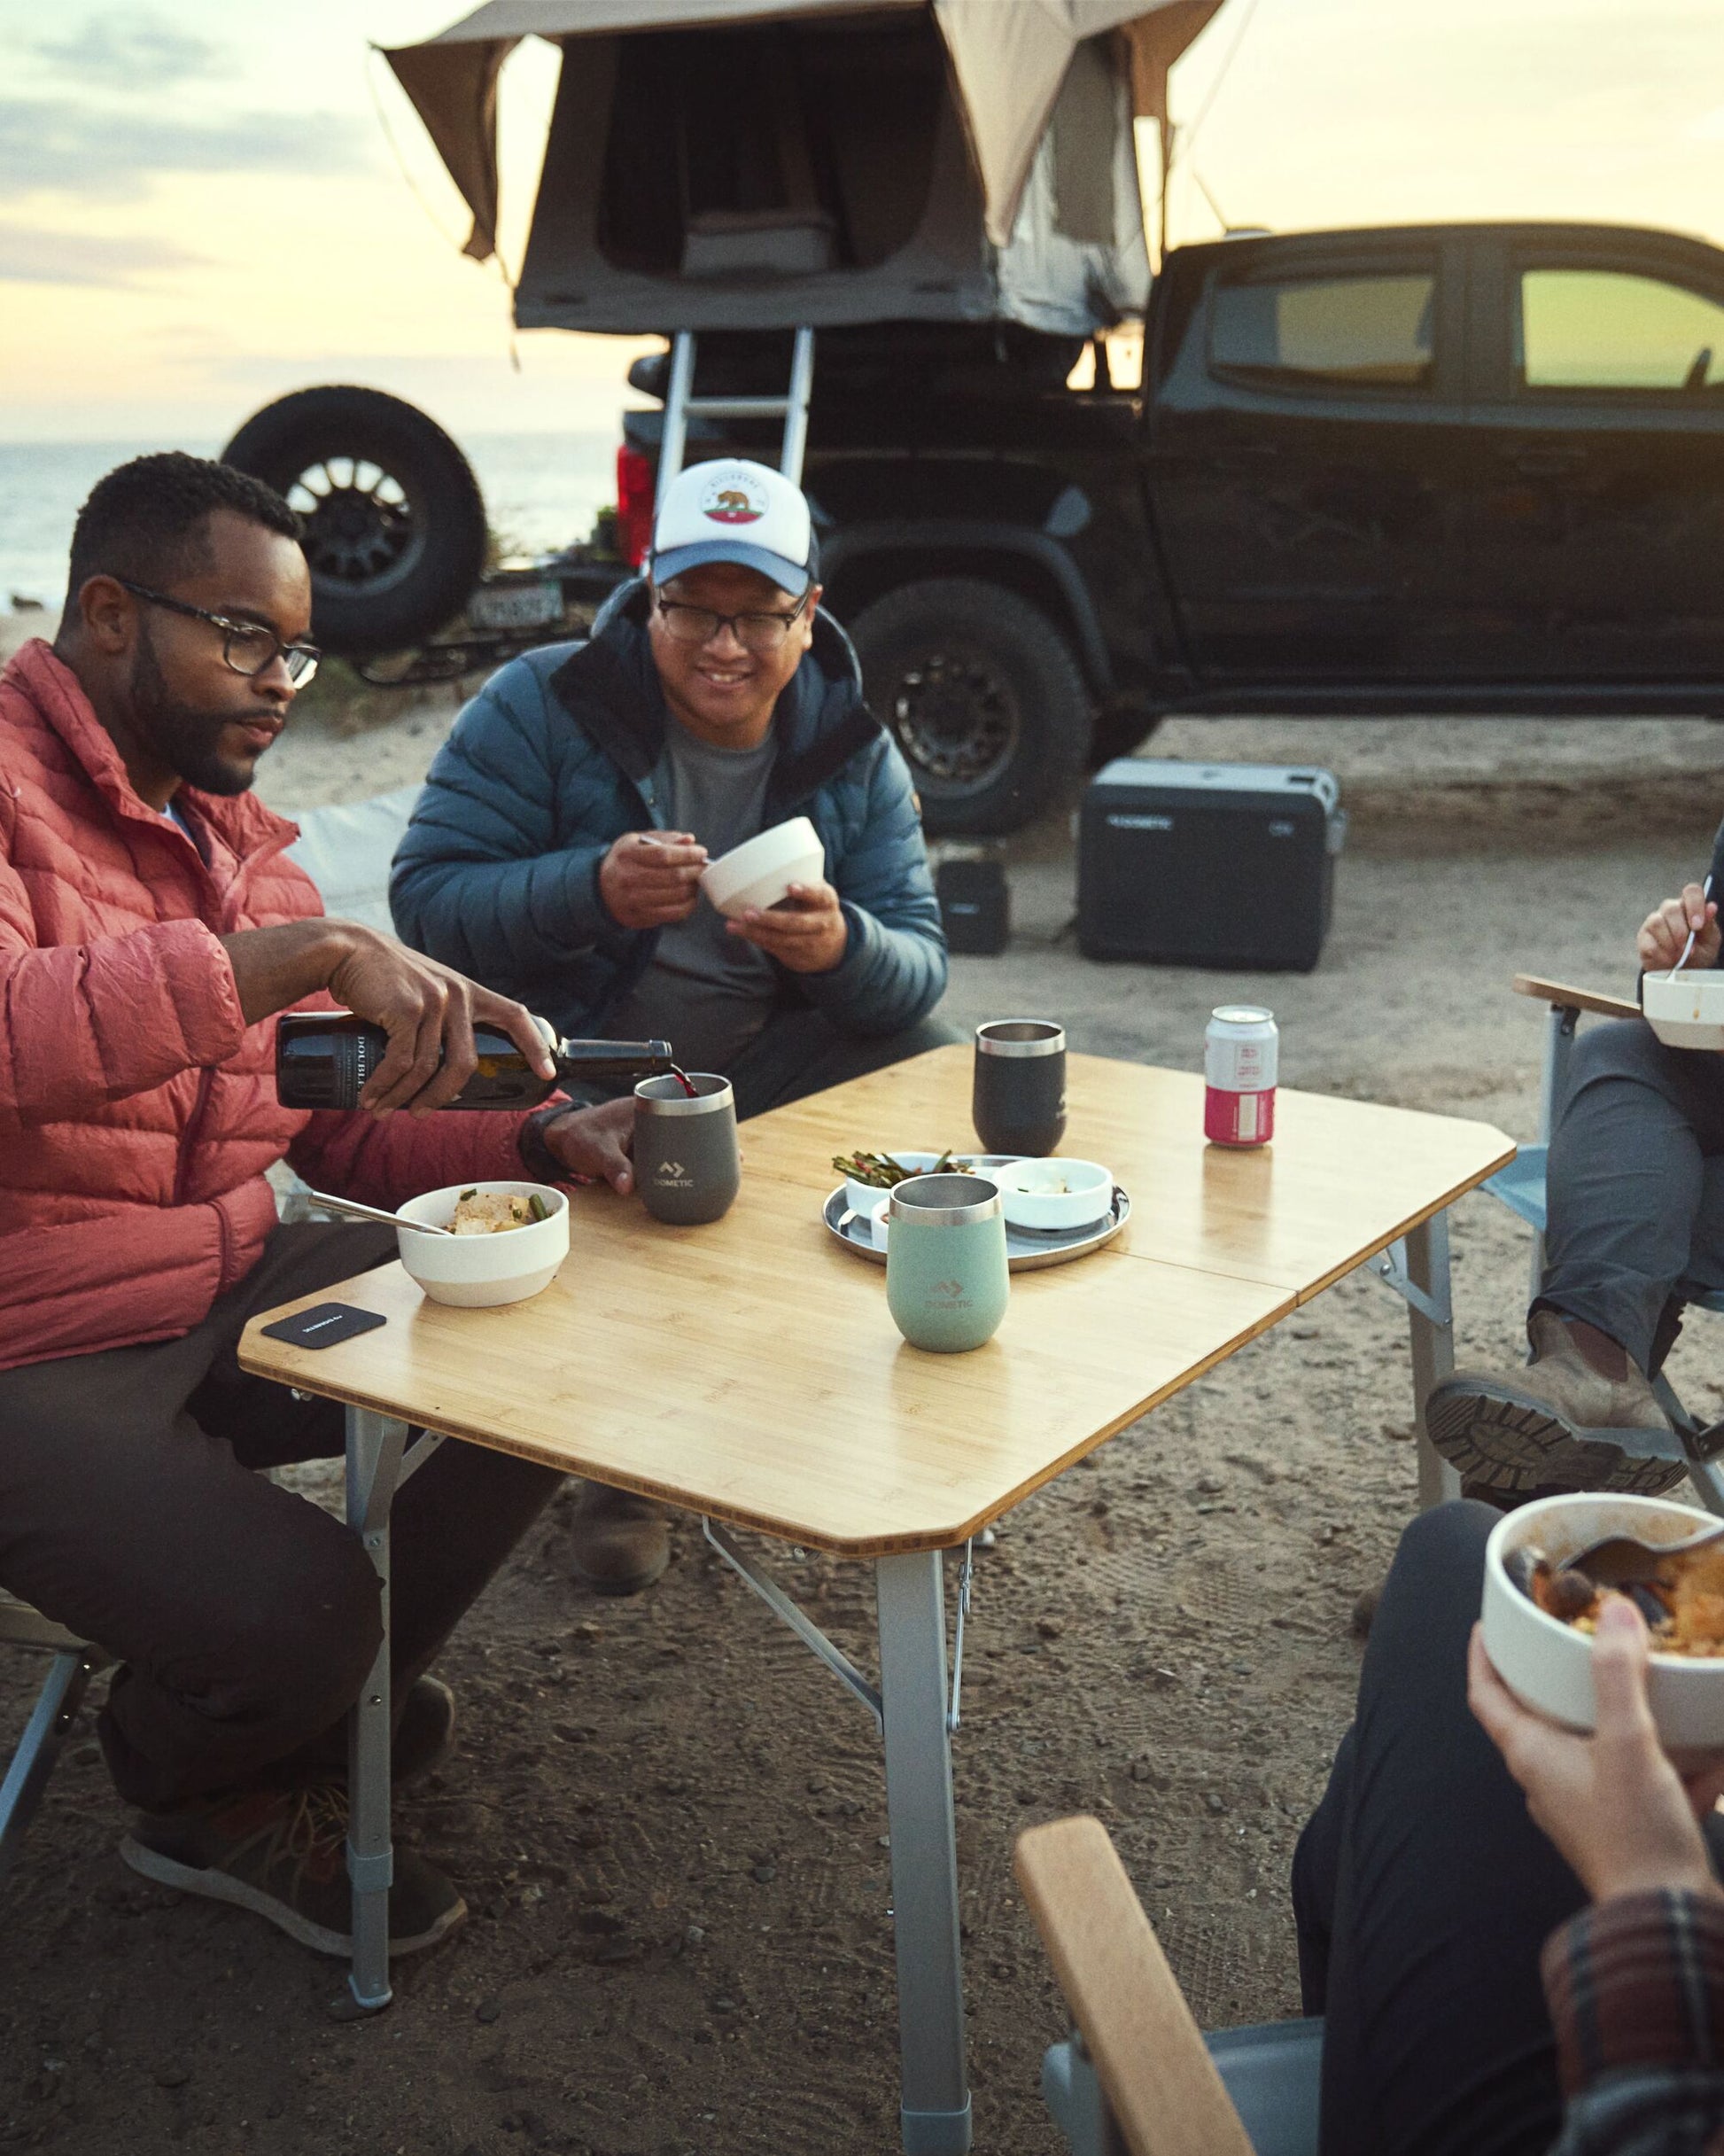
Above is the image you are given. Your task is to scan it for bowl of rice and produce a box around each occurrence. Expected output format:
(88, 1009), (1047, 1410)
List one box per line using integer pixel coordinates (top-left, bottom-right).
(393, 1180), (569, 1307)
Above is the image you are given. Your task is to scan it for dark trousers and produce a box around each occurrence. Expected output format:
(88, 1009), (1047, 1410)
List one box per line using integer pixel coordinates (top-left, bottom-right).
(1542, 1017), (1724, 1371)
(719, 1008), (962, 1124)
(0, 1222), (563, 1812)
(1293, 1499), (1724, 2156)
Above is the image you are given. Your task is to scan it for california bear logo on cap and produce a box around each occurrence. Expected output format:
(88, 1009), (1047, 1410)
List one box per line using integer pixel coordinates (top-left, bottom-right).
(700, 471), (766, 525)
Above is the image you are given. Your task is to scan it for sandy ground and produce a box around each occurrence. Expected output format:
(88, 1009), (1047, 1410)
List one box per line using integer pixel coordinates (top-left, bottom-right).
(6, 624), (1724, 2155)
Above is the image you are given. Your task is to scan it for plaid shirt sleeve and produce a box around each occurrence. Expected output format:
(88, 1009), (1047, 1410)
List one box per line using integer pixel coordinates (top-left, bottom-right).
(1542, 1889), (1724, 2156)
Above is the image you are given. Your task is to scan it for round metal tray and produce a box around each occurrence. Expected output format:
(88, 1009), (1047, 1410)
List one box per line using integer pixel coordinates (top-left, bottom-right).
(822, 1183), (1130, 1272)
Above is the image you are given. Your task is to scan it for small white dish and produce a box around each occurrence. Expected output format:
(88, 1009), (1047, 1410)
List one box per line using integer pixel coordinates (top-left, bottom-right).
(992, 1158), (1114, 1233)
(701, 814), (825, 919)
(393, 1180), (569, 1307)
(1483, 1491), (1724, 1749)
(1642, 969), (1724, 1052)
(869, 1198), (891, 1251)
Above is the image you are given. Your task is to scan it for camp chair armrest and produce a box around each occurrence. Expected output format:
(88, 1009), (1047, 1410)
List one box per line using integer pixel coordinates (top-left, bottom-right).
(1015, 1816), (1255, 2156)
(1513, 974), (1642, 1023)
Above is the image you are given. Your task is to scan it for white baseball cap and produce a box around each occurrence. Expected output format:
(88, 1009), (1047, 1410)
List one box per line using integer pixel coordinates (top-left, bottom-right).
(649, 457), (817, 596)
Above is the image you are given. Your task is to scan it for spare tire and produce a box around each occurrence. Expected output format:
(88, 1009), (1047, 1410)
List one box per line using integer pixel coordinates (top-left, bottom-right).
(221, 386), (486, 657)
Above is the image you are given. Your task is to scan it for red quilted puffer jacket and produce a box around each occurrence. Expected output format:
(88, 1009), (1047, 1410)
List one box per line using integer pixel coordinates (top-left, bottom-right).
(0, 639), (535, 1371)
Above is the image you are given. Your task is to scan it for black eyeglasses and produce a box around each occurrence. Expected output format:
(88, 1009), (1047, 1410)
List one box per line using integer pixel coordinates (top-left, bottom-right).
(116, 580), (321, 686)
(654, 591), (811, 655)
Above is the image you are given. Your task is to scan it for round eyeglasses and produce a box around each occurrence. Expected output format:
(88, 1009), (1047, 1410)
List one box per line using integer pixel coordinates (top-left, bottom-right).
(654, 592), (810, 655)
(116, 580), (321, 687)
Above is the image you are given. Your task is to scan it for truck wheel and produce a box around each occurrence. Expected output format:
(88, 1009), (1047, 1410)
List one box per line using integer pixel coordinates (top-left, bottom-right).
(221, 386), (486, 657)
(850, 579), (1090, 836)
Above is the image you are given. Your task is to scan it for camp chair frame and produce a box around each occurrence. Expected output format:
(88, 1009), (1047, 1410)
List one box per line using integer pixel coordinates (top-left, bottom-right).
(1482, 976), (1724, 1516)
(1017, 1814), (1321, 2156)
(0, 1599), (108, 1887)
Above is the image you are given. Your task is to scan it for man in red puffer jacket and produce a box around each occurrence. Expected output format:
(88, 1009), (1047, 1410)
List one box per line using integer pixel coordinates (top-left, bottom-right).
(0, 453), (635, 1961)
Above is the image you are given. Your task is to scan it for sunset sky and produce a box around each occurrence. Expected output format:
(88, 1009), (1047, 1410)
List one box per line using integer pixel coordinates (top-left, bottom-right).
(2, 0), (1721, 444)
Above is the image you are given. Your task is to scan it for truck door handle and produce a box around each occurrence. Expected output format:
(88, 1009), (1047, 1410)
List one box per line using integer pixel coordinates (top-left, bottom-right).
(1502, 445), (1588, 477)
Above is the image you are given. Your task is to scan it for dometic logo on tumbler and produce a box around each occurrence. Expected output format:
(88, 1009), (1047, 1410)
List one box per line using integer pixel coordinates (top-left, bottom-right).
(700, 474), (766, 525)
(655, 1160), (695, 1187)
(931, 1278), (971, 1308)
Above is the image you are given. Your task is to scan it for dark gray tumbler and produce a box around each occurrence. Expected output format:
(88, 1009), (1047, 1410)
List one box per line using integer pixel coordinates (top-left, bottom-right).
(972, 1020), (1068, 1156)
(634, 1074), (741, 1225)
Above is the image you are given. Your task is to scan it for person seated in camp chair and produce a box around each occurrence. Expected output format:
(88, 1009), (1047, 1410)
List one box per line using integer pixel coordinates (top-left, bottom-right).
(0, 453), (638, 1963)
(391, 457), (957, 1596)
(1428, 836), (1724, 1500)
(1295, 1500), (1724, 2156)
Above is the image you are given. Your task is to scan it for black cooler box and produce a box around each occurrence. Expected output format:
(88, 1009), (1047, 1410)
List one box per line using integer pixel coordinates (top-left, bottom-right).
(1078, 759), (1345, 971)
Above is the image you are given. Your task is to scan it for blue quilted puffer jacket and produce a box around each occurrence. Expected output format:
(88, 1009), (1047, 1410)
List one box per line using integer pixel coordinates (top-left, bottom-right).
(389, 582), (948, 1044)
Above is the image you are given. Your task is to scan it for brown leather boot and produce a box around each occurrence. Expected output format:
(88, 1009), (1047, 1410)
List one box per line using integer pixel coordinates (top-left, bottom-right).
(1425, 1309), (1687, 1498)
(568, 1483), (671, 1597)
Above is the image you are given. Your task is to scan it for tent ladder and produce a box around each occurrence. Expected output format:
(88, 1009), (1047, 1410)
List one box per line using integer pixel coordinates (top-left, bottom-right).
(655, 325), (816, 507)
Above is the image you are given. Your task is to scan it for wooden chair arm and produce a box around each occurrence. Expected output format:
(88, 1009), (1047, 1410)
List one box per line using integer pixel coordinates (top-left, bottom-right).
(1512, 974), (1642, 1024)
(1015, 1816), (1254, 2156)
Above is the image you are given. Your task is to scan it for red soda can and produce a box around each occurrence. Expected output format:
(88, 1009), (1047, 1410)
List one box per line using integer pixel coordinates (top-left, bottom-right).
(1204, 1006), (1277, 1147)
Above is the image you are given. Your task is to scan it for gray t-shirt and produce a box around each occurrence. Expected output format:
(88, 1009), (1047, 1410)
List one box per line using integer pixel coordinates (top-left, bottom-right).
(610, 719), (780, 1076)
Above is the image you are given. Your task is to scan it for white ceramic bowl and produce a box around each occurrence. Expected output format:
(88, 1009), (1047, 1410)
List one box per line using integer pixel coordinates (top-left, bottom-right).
(1482, 1491), (1724, 1749)
(701, 815), (825, 919)
(1642, 970), (1724, 1052)
(394, 1180), (569, 1308)
(992, 1157), (1114, 1233)
(869, 1197), (891, 1251)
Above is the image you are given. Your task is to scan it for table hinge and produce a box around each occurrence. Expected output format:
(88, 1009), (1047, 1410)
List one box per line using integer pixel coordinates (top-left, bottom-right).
(1367, 1238), (1450, 1329)
(346, 1844), (394, 1892)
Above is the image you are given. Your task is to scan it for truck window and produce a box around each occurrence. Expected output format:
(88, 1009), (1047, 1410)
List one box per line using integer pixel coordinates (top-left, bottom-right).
(1208, 270), (1435, 392)
(1516, 269), (1724, 391)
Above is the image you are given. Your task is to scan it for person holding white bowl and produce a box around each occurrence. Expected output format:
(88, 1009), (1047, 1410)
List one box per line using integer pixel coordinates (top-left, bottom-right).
(392, 457), (958, 1593)
(1293, 1498), (1724, 2156)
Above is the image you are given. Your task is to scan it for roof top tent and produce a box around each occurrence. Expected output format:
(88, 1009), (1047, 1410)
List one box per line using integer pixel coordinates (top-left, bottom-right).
(384, 0), (1223, 343)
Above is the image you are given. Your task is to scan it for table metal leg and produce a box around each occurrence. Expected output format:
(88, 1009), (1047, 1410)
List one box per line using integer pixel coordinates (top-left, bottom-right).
(344, 1405), (408, 2013)
(875, 1551), (972, 2156)
(1406, 1213), (1462, 1508)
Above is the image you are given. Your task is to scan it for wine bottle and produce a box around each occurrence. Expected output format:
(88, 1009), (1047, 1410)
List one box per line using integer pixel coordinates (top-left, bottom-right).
(275, 1011), (677, 1110)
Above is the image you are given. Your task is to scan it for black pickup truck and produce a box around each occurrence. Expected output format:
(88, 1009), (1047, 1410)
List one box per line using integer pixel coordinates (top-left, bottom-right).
(224, 220), (1724, 835)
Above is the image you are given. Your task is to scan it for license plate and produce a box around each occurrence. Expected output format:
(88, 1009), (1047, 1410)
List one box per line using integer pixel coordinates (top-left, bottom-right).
(467, 580), (563, 631)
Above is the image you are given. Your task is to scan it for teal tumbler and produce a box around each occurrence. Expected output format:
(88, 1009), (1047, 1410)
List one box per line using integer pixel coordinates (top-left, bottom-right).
(885, 1173), (1010, 1353)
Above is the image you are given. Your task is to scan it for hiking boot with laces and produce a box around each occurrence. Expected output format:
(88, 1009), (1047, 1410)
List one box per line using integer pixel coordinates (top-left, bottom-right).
(120, 1782), (466, 1958)
(569, 1483), (671, 1597)
(1425, 1309), (1689, 1498)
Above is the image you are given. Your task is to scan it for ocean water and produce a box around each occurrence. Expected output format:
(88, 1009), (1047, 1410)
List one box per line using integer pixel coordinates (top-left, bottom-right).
(0, 430), (623, 611)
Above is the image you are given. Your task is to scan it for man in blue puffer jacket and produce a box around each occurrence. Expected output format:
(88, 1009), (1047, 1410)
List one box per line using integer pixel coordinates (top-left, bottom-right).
(392, 457), (956, 1591)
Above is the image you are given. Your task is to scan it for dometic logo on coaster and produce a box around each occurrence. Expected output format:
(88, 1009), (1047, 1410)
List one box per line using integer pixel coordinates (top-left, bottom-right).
(931, 1278), (971, 1309)
(701, 472), (767, 525)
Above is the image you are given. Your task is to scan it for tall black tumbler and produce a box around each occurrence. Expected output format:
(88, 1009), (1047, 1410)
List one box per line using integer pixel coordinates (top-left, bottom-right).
(972, 1020), (1068, 1156)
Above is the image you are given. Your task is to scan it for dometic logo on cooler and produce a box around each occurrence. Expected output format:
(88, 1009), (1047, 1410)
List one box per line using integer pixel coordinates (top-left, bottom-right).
(700, 475), (766, 525)
(1107, 813), (1174, 831)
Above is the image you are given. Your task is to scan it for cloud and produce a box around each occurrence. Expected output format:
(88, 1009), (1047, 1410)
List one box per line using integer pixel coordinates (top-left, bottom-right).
(0, 224), (204, 287)
(0, 97), (370, 204)
(34, 12), (221, 91)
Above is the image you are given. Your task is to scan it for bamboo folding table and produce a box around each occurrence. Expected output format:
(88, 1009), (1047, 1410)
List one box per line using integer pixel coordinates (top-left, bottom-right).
(239, 1047), (1512, 2154)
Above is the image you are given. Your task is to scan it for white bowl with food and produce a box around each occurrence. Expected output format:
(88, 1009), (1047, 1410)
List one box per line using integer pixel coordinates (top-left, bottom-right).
(394, 1180), (569, 1308)
(701, 815), (825, 919)
(839, 1149), (985, 1219)
(992, 1157), (1114, 1232)
(1482, 1491), (1724, 1749)
(1642, 969), (1724, 1052)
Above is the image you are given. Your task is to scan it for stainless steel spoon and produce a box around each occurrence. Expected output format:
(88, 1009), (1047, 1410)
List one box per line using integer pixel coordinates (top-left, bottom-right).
(302, 1187), (454, 1237)
(1559, 1518), (1724, 1586)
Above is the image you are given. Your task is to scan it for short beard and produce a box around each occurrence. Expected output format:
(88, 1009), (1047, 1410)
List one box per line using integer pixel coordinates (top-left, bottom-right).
(129, 623), (256, 797)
